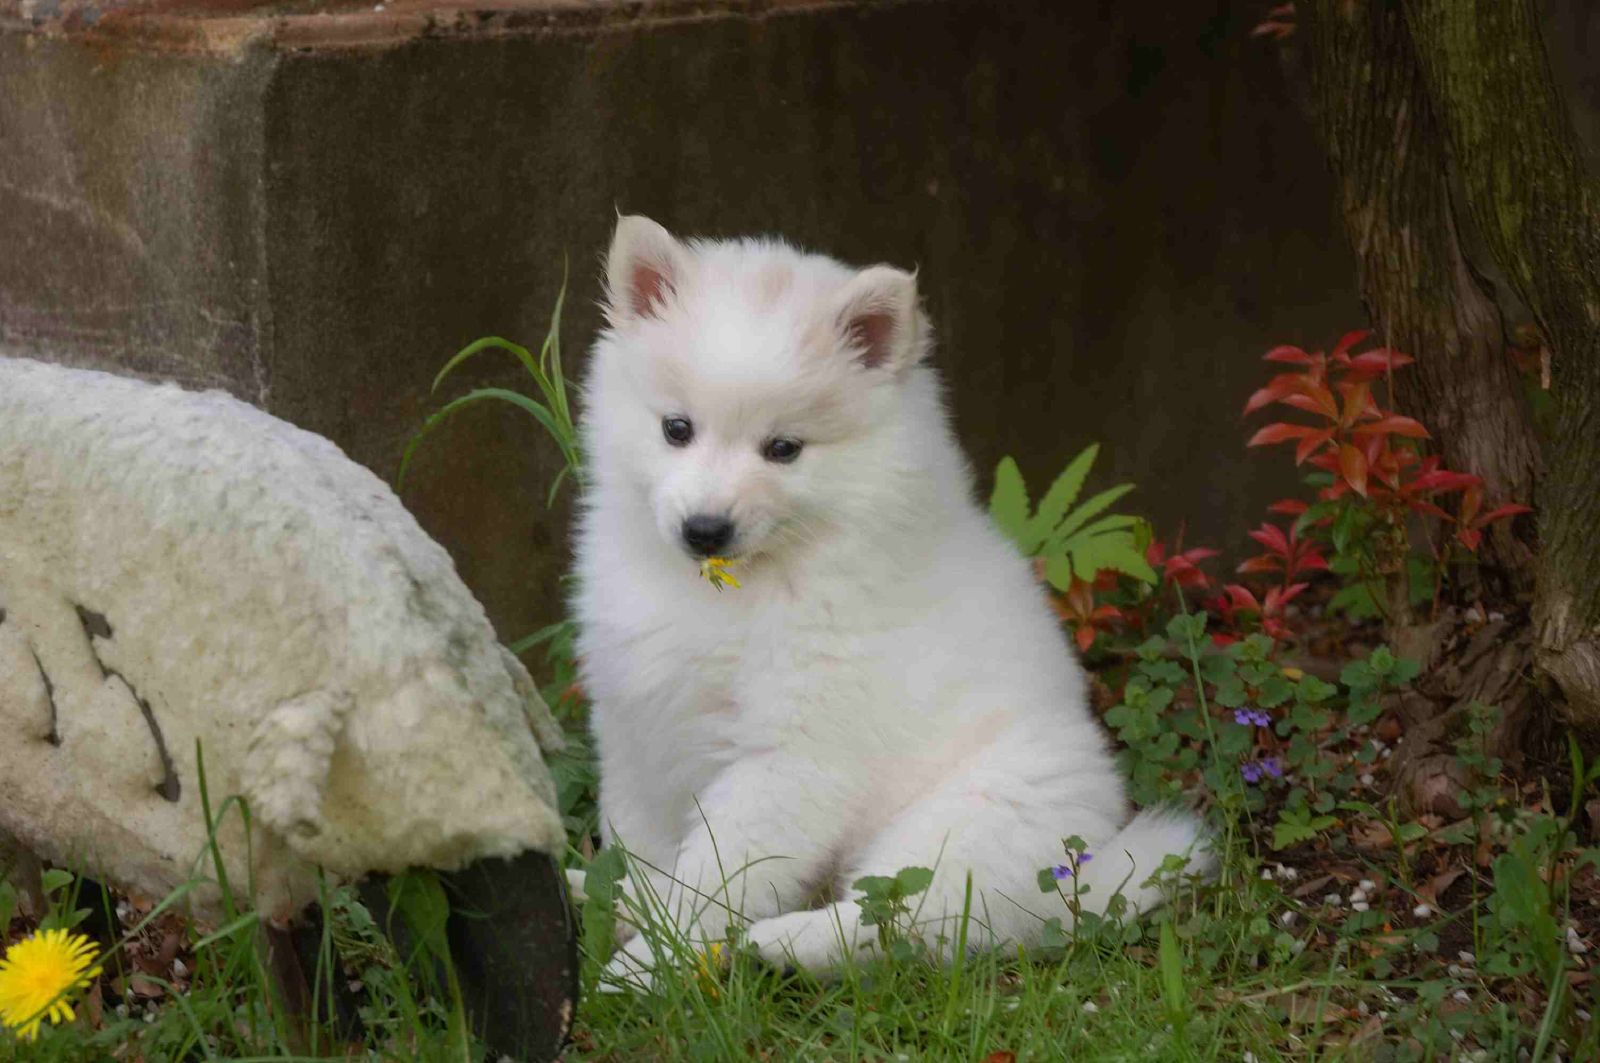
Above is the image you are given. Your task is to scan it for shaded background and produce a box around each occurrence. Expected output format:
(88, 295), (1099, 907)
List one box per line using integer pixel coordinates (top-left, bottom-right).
(0, 0), (1365, 647)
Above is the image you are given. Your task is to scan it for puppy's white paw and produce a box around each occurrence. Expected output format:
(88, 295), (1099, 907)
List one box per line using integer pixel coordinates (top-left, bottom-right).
(600, 933), (658, 993)
(747, 908), (869, 973)
(564, 866), (589, 905)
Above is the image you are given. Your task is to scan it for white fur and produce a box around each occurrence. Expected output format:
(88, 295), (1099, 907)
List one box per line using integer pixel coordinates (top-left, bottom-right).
(0, 356), (566, 922)
(574, 217), (1211, 983)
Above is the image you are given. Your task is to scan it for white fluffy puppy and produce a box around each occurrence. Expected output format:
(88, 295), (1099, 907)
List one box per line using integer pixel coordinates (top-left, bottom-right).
(573, 215), (1209, 981)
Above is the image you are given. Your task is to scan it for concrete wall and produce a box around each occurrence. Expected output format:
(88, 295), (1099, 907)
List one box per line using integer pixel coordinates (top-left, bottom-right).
(1, 0), (1365, 648)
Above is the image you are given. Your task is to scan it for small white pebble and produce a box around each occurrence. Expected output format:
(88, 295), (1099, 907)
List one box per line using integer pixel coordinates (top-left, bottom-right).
(1578, 1008), (1592, 1022)
(1458, 951), (1476, 965)
(115, 1004), (129, 1019)
(1279, 911), (1298, 928)
(1382, 748), (1392, 759)
(1359, 879), (1376, 892)
(1358, 1001), (1370, 1015)
(1277, 864), (1299, 881)
(1324, 893), (1342, 906)
(1350, 888), (1368, 904)
(1568, 926), (1589, 954)
(1082, 1000), (1099, 1014)
(1004, 999), (1020, 1011)
(1244, 1053), (1258, 1063)
(172, 958), (189, 979)
(144, 1011), (156, 1024)
(1448, 963), (1464, 977)
(1261, 868), (1274, 880)
(1352, 901), (1370, 912)
(1488, 610), (1505, 622)
(1360, 773), (1375, 786)
(1291, 938), (1307, 955)
(1413, 903), (1432, 919)
(1378, 1010), (1389, 1020)
(1453, 989), (1471, 1003)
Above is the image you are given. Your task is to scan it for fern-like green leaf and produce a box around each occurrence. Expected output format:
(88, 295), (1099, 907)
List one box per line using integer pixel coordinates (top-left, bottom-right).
(989, 457), (1032, 549)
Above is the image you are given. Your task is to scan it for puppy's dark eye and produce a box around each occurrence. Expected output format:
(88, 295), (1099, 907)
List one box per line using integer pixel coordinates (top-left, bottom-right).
(663, 417), (694, 446)
(763, 438), (803, 464)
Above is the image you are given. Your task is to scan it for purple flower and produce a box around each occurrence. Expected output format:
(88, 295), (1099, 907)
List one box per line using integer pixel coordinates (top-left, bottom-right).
(1050, 853), (1092, 880)
(1241, 756), (1283, 784)
(1233, 708), (1272, 727)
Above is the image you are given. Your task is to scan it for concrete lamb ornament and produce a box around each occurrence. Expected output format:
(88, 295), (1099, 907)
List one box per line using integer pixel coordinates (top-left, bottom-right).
(0, 355), (574, 1056)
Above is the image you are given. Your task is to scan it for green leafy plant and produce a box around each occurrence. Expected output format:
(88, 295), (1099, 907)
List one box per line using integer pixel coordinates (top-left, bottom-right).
(989, 445), (1157, 588)
(399, 267), (583, 507)
(854, 866), (935, 960)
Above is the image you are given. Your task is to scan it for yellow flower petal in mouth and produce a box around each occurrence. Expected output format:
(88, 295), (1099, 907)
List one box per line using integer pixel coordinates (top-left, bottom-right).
(699, 556), (741, 591)
(0, 928), (102, 1041)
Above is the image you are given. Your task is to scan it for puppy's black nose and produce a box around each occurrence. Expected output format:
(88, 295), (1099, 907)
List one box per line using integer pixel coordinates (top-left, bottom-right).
(682, 515), (735, 557)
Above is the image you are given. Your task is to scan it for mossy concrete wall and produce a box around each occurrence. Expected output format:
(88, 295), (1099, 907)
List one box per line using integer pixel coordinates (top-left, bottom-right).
(1, 0), (1365, 646)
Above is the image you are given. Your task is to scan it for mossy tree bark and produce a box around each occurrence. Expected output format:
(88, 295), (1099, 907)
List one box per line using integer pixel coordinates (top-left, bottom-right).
(1398, 0), (1600, 733)
(1299, 0), (1541, 601)
(1298, 0), (1600, 797)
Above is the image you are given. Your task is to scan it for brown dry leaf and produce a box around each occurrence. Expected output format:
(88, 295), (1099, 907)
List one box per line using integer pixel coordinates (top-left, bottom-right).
(85, 980), (104, 1028)
(1284, 993), (1347, 1025)
(1294, 874), (1335, 899)
(1344, 1013), (1384, 1046)
(1350, 818), (1394, 852)
(1417, 867), (1466, 907)
(127, 974), (165, 999)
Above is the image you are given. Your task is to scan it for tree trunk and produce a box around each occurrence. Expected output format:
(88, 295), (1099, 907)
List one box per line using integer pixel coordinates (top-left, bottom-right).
(1297, 0), (1549, 807)
(1299, 0), (1542, 604)
(1399, 0), (1600, 732)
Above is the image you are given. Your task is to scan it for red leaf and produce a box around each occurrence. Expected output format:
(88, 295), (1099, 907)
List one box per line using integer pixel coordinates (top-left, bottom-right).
(1268, 498), (1309, 515)
(1247, 523), (1292, 557)
(1476, 503), (1533, 526)
(1331, 328), (1372, 362)
(1248, 422), (1319, 447)
(1406, 500), (1454, 521)
(1263, 344), (1314, 364)
(1294, 428), (1335, 465)
(1225, 584), (1262, 612)
(1408, 470), (1480, 494)
(1348, 348), (1415, 375)
(1075, 625), (1096, 653)
(1243, 373), (1313, 415)
(1457, 527), (1483, 552)
(1336, 379), (1375, 427)
(1294, 552), (1330, 572)
(1354, 415), (1431, 439)
(1339, 443), (1369, 497)
(1237, 556), (1282, 575)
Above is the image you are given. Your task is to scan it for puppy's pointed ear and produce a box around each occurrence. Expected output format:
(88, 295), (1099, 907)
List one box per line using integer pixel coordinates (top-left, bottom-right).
(833, 265), (925, 373)
(605, 215), (687, 323)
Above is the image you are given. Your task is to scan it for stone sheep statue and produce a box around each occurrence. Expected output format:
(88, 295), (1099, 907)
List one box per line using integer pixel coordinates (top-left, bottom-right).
(0, 355), (574, 1057)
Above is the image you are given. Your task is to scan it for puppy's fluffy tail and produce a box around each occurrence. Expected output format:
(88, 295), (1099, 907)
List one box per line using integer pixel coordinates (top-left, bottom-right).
(1073, 807), (1215, 918)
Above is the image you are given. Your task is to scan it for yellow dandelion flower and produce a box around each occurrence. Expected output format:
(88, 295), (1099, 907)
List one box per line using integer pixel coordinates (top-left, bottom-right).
(699, 556), (741, 591)
(0, 929), (101, 1041)
(1281, 666), (1305, 681)
(695, 942), (727, 998)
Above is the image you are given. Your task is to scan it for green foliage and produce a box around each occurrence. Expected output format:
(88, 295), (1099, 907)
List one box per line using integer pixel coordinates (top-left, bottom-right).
(855, 866), (935, 959)
(399, 266), (583, 507)
(988, 446), (1156, 588)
